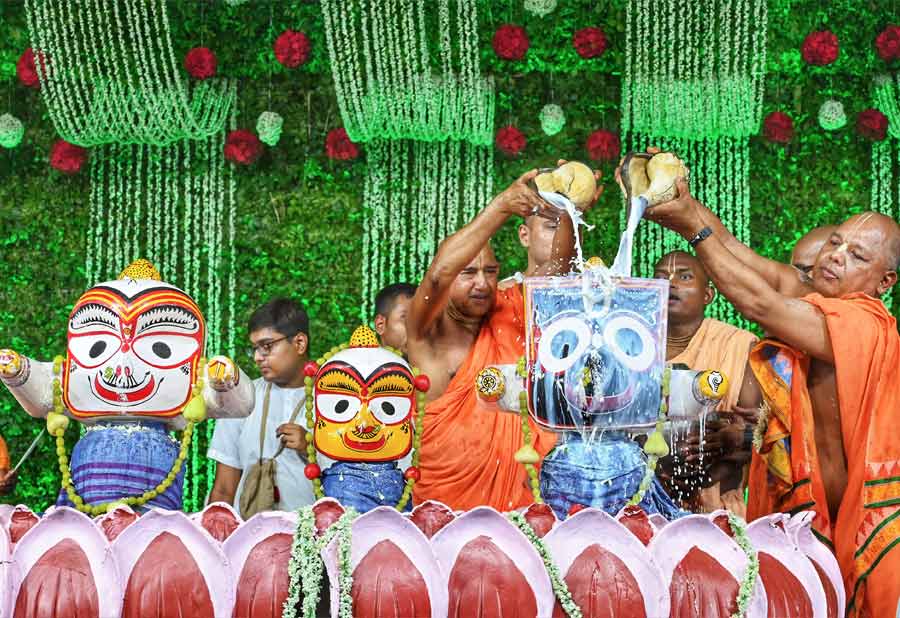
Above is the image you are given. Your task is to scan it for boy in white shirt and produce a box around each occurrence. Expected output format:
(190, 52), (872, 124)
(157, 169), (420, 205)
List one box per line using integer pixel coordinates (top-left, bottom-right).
(207, 298), (330, 514)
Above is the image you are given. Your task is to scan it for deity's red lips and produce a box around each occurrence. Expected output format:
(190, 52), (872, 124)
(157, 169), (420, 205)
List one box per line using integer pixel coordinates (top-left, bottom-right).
(93, 373), (156, 403)
(342, 433), (387, 452)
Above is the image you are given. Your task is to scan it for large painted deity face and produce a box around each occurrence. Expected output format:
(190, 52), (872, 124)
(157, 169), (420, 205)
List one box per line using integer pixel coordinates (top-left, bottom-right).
(524, 275), (668, 432)
(63, 278), (205, 419)
(314, 346), (414, 462)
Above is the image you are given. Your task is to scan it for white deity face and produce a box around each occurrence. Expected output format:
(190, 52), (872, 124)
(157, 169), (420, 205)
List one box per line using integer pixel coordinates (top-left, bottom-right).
(63, 278), (205, 419)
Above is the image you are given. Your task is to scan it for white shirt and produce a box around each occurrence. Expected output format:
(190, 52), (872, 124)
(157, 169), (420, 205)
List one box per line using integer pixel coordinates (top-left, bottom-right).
(207, 378), (333, 511)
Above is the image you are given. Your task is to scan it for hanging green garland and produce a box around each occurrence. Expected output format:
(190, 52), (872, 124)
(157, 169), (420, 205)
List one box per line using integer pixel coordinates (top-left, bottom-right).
(321, 0), (494, 319)
(24, 0), (234, 147)
(622, 0), (767, 327)
(869, 74), (899, 310)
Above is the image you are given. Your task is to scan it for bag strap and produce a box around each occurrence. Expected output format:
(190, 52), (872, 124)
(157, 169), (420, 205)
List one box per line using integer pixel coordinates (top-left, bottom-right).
(257, 382), (273, 465)
(271, 391), (306, 460)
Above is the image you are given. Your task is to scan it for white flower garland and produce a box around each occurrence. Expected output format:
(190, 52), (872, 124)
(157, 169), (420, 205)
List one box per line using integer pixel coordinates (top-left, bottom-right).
(0, 113), (24, 149)
(507, 511), (582, 618)
(283, 507), (357, 618)
(727, 512), (760, 618)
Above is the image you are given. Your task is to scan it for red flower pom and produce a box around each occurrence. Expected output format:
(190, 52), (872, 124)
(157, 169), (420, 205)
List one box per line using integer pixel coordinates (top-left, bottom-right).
(573, 27), (608, 59)
(495, 125), (527, 156)
(413, 374), (431, 392)
(304, 463), (321, 480)
(303, 361), (319, 377)
(17, 48), (43, 89)
(274, 30), (311, 68)
(50, 139), (88, 175)
(875, 25), (900, 61)
(763, 111), (794, 143)
(567, 503), (587, 517)
(493, 24), (529, 60)
(184, 47), (217, 80)
(857, 108), (889, 141)
(224, 129), (263, 165)
(403, 466), (421, 481)
(325, 128), (360, 161)
(585, 129), (620, 162)
(801, 30), (839, 66)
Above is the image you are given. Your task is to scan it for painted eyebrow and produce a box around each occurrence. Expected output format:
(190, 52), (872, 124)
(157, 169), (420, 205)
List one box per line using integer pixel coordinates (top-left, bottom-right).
(70, 303), (120, 330)
(135, 305), (199, 334)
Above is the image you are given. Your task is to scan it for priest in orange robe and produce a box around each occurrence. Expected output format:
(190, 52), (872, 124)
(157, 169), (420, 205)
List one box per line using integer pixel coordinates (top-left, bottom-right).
(407, 168), (602, 512)
(644, 172), (900, 618)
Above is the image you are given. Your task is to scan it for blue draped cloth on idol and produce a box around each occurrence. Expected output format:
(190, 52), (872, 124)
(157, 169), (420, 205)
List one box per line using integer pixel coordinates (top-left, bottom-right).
(540, 432), (684, 520)
(321, 461), (408, 513)
(56, 421), (184, 512)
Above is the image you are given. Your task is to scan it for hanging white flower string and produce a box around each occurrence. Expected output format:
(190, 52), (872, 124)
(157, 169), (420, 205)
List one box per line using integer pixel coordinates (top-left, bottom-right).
(321, 0), (494, 319)
(623, 0), (766, 327)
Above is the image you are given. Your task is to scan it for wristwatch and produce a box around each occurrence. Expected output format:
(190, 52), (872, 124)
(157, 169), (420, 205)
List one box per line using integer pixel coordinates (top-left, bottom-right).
(688, 226), (713, 248)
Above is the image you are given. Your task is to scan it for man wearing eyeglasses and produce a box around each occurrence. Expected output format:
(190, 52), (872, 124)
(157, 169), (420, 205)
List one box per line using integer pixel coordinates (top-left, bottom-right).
(207, 298), (329, 515)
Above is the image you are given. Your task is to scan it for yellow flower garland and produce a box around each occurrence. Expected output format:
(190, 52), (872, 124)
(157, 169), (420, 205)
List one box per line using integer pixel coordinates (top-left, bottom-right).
(50, 355), (206, 516)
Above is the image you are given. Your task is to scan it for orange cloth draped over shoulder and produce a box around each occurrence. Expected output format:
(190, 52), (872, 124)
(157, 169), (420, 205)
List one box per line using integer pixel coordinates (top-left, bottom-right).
(413, 285), (557, 512)
(748, 293), (900, 618)
(0, 436), (8, 469)
(671, 317), (757, 516)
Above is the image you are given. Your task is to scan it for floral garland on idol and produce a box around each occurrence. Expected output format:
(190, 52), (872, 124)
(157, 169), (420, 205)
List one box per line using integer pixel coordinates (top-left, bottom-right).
(47, 356), (207, 516)
(508, 510), (582, 618)
(282, 505), (358, 618)
(622, 0), (767, 328)
(728, 511), (760, 618)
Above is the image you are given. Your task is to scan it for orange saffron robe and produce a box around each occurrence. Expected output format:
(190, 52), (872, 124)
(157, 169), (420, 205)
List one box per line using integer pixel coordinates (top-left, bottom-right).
(748, 293), (900, 617)
(0, 436), (8, 469)
(413, 285), (557, 512)
(671, 317), (758, 516)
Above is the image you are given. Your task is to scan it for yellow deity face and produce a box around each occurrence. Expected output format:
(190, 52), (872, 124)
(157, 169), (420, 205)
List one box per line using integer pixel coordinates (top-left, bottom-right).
(313, 347), (414, 462)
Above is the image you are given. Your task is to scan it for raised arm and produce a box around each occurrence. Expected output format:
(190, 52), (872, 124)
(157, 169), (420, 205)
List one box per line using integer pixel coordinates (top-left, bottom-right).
(692, 192), (805, 295)
(407, 169), (548, 341)
(645, 187), (833, 362)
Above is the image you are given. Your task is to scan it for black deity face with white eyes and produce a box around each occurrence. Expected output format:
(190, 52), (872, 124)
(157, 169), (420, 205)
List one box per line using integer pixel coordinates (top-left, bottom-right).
(531, 310), (660, 430)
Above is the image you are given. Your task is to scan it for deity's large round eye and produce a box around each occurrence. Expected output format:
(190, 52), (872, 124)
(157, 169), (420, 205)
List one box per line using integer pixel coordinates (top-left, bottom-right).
(537, 316), (592, 374)
(602, 314), (656, 372)
(132, 334), (199, 368)
(68, 334), (121, 368)
(316, 394), (362, 423)
(369, 396), (412, 425)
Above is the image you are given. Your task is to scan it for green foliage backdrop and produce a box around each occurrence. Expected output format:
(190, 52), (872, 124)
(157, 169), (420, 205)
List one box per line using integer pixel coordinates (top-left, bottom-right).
(0, 0), (897, 510)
